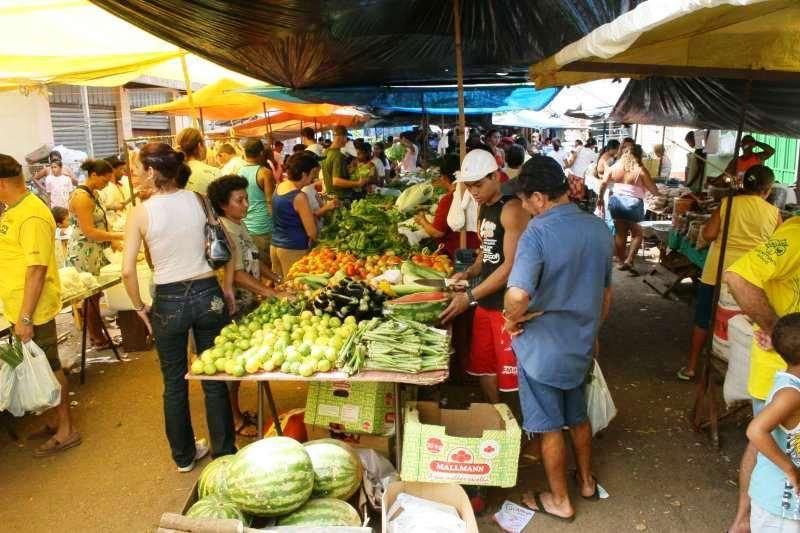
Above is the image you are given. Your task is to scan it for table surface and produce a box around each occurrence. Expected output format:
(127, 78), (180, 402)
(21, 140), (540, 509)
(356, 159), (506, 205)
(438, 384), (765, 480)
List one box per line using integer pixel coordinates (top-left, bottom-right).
(186, 368), (449, 386)
(0, 277), (122, 335)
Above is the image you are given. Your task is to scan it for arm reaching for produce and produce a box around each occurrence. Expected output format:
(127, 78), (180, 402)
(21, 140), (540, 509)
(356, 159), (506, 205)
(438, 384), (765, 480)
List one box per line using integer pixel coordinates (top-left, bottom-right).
(414, 212), (445, 239)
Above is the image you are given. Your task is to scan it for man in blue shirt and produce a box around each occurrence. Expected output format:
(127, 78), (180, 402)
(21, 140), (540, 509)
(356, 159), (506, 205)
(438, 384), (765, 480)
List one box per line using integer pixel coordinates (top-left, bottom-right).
(503, 156), (613, 523)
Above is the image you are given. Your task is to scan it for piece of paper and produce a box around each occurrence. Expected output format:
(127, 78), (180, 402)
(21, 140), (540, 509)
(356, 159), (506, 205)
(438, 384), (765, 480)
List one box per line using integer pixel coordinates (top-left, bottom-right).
(493, 500), (535, 533)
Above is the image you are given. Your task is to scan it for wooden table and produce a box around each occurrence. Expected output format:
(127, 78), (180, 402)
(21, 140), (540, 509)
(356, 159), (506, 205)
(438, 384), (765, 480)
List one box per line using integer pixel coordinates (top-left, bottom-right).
(187, 369), (449, 468)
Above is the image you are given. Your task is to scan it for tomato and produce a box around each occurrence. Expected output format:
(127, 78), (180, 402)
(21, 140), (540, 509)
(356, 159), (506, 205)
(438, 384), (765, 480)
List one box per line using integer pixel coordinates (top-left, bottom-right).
(357, 267), (367, 278)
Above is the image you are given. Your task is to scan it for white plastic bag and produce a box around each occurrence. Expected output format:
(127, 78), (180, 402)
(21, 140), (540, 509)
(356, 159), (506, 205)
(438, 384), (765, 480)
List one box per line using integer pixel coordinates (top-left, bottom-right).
(0, 361), (14, 413)
(356, 448), (398, 511)
(6, 340), (62, 417)
(586, 359), (617, 435)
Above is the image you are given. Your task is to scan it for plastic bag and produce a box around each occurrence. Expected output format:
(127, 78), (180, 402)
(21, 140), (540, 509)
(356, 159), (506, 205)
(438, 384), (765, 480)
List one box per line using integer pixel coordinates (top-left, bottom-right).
(355, 448), (398, 511)
(586, 359), (617, 435)
(0, 361), (14, 413)
(6, 340), (62, 417)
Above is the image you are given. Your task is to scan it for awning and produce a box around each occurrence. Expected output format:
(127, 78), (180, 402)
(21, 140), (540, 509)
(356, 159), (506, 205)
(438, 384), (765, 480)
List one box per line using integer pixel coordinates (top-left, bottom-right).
(0, 0), (260, 90)
(229, 109), (369, 137)
(492, 111), (585, 130)
(135, 78), (340, 121)
(89, 0), (637, 88)
(238, 85), (560, 115)
(610, 77), (800, 137)
(530, 0), (800, 89)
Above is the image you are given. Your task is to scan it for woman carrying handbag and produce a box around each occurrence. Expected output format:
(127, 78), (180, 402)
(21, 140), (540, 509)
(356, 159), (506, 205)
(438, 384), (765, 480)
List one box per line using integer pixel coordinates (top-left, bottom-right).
(121, 143), (237, 472)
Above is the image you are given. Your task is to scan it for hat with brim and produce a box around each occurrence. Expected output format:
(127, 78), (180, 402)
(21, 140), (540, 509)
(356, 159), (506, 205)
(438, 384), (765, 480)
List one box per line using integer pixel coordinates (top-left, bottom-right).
(454, 149), (499, 182)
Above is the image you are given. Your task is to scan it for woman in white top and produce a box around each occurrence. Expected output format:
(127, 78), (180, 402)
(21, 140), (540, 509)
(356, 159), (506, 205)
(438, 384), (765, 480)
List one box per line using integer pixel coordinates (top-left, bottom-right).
(177, 127), (220, 195)
(122, 142), (236, 472)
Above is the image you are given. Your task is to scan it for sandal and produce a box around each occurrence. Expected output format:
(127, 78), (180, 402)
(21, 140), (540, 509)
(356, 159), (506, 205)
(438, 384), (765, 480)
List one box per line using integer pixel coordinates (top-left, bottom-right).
(33, 431), (82, 457)
(571, 469), (600, 501)
(522, 491), (575, 523)
(677, 367), (695, 381)
(617, 263), (631, 272)
(27, 425), (58, 441)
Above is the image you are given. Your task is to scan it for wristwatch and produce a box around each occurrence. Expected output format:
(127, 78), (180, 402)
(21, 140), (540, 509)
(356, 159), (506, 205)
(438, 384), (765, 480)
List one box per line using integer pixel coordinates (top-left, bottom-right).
(466, 288), (478, 307)
(20, 315), (32, 326)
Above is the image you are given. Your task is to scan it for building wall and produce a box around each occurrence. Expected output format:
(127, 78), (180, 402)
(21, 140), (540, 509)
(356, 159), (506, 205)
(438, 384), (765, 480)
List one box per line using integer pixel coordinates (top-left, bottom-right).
(0, 90), (54, 166)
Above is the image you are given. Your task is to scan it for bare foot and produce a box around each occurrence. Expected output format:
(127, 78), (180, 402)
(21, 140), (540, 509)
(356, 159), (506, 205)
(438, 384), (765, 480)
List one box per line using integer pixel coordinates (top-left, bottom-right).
(575, 471), (598, 499)
(522, 491), (574, 520)
(726, 521), (751, 533)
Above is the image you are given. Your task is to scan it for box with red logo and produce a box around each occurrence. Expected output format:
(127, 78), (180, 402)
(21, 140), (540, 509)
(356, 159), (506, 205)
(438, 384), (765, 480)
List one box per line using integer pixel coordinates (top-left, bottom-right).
(304, 381), (395, 435)
(400, 402), (521, 488)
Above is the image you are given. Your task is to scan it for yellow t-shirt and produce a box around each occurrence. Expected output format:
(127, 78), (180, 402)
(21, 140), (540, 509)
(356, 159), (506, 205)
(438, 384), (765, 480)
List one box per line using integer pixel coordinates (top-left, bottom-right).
(186, 160), (220, 195)
(700, 195), (780, 286)
(0, 193), (61, 325)
(727, 217), (800, 399)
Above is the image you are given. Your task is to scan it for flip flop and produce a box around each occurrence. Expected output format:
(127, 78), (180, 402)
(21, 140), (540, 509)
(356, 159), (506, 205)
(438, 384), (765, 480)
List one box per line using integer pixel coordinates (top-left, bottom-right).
(677, 367), (695, 381)
(27, 425), (57, 441)
(522, 491), (575, 523)
(235, 419), (258, 438)
(571, 469), (600, 501)
(617, 263), (631, 271)
(33, 431), (82, 457)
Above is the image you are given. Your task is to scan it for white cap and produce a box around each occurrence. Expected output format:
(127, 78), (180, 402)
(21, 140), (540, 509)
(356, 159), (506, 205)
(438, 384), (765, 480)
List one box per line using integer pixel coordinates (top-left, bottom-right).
(454, 149), (499, 182)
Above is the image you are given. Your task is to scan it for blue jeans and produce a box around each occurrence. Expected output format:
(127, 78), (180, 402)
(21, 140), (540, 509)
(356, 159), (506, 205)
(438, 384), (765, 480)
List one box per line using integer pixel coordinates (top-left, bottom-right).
(151, 277), (236, 467)
(608, 195), (645, 223)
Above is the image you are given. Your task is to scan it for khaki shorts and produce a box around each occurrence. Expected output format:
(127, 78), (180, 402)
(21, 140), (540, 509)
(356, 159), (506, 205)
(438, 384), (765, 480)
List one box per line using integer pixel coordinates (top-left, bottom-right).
(270, 246), (308, 279)
(751, 501), (800, 532)
(11, 319), (62, 372)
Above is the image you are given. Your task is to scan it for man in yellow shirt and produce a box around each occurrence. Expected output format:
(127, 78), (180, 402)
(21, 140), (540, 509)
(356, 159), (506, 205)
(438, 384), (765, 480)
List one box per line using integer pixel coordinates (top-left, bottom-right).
(723, 216), (800, 533)
(0, 154), (80, 456)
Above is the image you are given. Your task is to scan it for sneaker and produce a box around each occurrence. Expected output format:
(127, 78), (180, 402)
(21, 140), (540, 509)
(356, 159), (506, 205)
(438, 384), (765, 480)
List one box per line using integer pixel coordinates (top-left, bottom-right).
(177, 438), (209, 473)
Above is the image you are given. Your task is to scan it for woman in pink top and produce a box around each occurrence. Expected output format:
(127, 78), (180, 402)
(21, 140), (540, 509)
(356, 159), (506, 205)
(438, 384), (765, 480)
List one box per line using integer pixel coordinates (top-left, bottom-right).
(597, 144), (660, 273)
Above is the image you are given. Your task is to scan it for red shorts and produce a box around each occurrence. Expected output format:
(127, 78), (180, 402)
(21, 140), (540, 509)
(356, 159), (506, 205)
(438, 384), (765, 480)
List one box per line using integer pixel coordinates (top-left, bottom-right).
(467, 306), (518, 392)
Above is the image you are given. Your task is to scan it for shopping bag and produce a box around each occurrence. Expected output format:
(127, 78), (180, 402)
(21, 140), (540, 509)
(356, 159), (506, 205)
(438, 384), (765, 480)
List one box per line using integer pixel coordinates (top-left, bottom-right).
(6, 340), (61, 417)
(0, 361), (14, 413)
(586, 359), (617, 435)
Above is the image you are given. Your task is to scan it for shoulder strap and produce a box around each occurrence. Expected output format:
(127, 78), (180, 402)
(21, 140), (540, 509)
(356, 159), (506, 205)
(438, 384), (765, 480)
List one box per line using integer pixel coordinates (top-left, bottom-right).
(193, 191), (217, 226)
(77, 184), (109, 229)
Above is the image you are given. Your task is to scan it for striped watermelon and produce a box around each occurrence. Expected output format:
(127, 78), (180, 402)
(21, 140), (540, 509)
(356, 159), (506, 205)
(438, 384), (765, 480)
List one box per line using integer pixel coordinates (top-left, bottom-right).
(197, 455), (234, 498)
(277, 498), (361, 527)
(186, 495), (246, 522)
(226, 437), (314, 517)
(304, 439), (363, 500)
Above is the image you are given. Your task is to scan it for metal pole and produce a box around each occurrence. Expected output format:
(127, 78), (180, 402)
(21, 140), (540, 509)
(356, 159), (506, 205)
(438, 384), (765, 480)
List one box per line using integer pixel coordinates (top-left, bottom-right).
(657, 126), (666, 177)
(79, 86), (94, 158)
(262, 103), (269, 136)
(453, 0), (467, 248)
(693, 78), (752, 447)
(179, 54), (199, 129)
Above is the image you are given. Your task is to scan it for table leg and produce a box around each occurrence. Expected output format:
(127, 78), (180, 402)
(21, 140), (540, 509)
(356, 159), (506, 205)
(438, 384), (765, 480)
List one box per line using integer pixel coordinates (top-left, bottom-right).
(90, 297), (122, 361)
(394, 382), (402, 471)
(79, 302), (89, 385)
(263, 382), (282, 437)
(257, 382), (264, 439)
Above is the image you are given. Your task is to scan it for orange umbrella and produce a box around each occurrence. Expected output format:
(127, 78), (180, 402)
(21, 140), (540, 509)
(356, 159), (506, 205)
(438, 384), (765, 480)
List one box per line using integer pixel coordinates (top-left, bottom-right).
(232, 108), (368, 137)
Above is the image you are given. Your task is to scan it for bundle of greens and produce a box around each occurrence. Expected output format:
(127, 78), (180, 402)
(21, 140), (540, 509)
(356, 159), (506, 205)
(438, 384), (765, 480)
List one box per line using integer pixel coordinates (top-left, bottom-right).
(319, 196), (411, 256)
(0, 337), (24, 369)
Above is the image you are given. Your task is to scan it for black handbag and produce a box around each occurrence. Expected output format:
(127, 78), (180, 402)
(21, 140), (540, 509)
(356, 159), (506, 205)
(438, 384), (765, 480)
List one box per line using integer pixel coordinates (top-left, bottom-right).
(193, 192), (232, 269)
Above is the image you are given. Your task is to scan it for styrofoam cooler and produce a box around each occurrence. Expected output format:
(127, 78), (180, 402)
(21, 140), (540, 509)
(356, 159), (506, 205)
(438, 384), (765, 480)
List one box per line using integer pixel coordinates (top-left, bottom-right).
(98, 262), (153, 311)
(723, 314), (755, 405)
(712, 300), (742, 362)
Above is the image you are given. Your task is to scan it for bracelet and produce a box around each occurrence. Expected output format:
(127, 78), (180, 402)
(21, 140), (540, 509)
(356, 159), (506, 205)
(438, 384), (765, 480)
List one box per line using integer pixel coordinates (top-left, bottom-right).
(133, 304), (145, 312)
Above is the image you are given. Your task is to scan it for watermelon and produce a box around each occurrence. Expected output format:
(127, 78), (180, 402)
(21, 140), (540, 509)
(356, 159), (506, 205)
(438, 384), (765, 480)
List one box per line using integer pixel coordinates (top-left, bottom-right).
(277, 498), (361, 527)
(304, 439), (363, 500)
(197, 455), (233, 498)
(225, 436), (314, 517)
(185, 495), (246, 522)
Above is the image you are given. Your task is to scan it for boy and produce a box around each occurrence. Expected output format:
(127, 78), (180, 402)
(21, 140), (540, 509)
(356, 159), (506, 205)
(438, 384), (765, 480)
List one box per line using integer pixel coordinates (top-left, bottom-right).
(747, 313), (800, 532)
(51, 206), (71, 268)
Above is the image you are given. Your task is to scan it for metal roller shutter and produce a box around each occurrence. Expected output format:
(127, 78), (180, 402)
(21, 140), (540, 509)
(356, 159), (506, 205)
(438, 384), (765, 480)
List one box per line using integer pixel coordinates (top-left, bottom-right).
(50, 103), (89, 153)
(131, 113), (169, 131)
(49, 86), (120, 158)
(90, 106), (120, 158)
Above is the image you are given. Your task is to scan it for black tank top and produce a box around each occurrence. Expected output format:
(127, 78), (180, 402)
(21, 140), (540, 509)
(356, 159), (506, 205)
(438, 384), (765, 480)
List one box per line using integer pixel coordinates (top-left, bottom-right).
(477, 195), (511, 310)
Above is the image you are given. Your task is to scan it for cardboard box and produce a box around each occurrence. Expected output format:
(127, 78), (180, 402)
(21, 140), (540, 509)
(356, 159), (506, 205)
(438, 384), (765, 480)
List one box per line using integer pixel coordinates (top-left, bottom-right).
(305, 423), (394, 459)
(381, 481), (479, 533)
(400, 402), (521, 488)
(304, 381), (395, 435)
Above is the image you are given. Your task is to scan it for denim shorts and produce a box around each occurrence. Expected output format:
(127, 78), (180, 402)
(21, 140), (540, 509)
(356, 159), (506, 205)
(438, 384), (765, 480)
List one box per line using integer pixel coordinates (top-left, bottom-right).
(608, 195), (645, 223)
(518, 366), (588, 433)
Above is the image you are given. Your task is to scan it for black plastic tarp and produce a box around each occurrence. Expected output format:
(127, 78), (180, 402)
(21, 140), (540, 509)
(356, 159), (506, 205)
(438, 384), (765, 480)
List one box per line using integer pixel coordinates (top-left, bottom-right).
(89, 0), (640, 88)
(611, 77), (800, 137)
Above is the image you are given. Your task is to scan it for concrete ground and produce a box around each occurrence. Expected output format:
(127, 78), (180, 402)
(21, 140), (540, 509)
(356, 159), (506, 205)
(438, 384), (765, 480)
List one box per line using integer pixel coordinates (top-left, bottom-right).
(0, 260), (746, 532)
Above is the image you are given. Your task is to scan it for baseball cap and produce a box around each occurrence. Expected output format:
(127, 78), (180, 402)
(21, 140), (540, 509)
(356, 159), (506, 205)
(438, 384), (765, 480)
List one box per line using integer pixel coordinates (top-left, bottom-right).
(454, 149), (499, 182)
(501, 155), (568, 196)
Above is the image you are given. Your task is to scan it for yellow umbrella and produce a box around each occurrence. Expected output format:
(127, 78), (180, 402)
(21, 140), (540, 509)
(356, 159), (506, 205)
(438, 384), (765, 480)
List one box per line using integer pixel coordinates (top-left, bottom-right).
(530, 0), (800, 89)
(136, 78), (340, 121)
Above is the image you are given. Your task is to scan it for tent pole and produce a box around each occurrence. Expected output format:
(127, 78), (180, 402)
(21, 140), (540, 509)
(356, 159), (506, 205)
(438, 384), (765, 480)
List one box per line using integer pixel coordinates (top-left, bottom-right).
(692, 78), (753, 447)
(199, 107), (205, 135)
(179, 54), (199, 129)
(79, 86), (94, 158)
(657, 126), (666, 177)
(262, 103), (269, 136)
(453, 0), (467, 248)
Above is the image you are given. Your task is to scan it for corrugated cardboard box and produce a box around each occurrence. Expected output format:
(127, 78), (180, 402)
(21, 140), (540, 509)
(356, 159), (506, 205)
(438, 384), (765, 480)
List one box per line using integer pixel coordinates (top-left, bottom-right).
(400, 402), (520, 487)
(381, 481), (478, 533)
(304, 381), (395, 435)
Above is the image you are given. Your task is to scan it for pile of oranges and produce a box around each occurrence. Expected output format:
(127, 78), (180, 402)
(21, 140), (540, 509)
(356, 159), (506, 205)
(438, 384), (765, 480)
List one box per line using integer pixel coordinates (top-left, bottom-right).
(288, 248), (404, 281)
